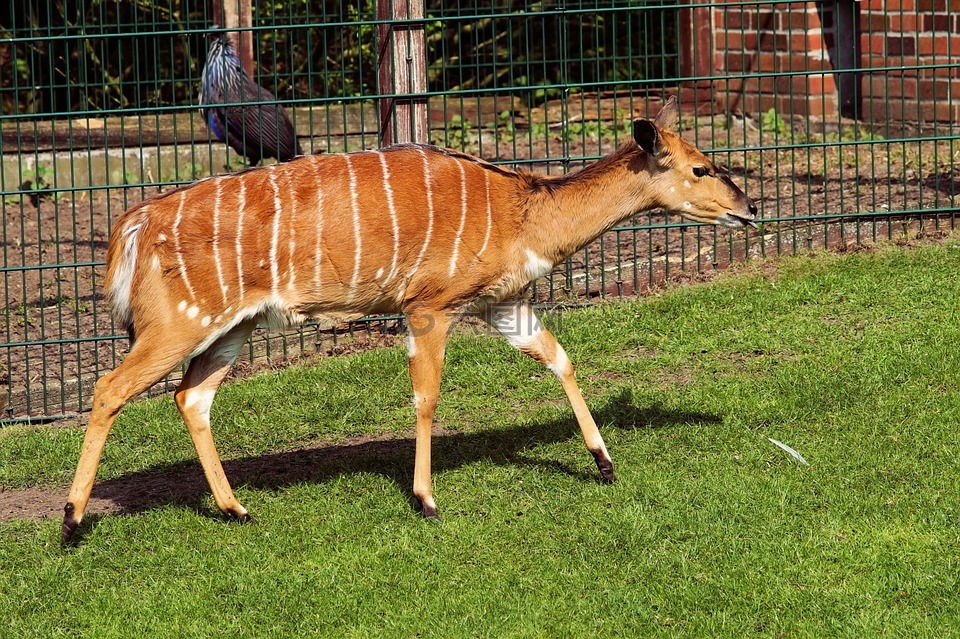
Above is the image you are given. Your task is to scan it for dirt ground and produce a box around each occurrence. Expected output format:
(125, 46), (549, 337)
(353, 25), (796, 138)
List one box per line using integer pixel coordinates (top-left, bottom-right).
(2, 118), (958, 424)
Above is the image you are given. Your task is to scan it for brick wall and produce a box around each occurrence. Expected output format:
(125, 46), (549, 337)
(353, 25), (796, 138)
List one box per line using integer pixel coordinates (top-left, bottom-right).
(702, 0), (960, 124)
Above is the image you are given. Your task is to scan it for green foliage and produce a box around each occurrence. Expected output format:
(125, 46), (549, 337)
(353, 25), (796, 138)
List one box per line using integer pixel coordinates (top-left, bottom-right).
(760, 107), (790, 137)
(1, 1), (679, 115)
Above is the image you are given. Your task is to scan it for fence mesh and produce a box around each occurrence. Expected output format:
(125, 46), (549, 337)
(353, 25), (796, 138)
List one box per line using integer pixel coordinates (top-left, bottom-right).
(1, 0), (957, 422)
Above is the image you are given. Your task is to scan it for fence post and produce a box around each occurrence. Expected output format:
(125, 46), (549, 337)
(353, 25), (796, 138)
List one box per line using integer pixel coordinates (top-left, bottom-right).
(679, 0), (716, 112)
(213, 0), (254, 75)
(377, 0), (429, 145)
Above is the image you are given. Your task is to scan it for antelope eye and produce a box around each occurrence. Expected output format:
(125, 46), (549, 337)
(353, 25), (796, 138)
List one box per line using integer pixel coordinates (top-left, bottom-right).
(692, 166), (710, 178)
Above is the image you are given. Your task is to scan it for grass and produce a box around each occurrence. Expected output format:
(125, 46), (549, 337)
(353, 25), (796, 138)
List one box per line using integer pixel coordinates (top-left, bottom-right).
(3, 236), (960, 637)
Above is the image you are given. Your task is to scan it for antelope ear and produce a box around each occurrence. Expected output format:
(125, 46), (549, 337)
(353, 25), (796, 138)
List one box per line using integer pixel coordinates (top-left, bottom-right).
(633, 119), (661, 156)
(653, 95), (679, 133)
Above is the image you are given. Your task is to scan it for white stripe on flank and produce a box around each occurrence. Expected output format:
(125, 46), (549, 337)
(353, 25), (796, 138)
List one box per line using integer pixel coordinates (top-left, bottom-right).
(378, 151), (400, 283)
(408, 148), (435, 282)
(172, 190), (197, 300)
(311, 155), (324, 293)
(287, 167), (297, 293)
(235, 177), (247, 303)
(477, 169), (492, 259)
(448, 161), (468, 277)
(212, 177), (229, 306)
(268, 166), (282, 298)
(345, 155), (362, 303)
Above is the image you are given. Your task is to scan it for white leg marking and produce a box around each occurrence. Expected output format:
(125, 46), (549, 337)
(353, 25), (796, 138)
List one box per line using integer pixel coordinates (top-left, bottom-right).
(408, 148), (435, 282)
(547, 343), (572, 378)
(378, 151), (401, 283)
(487, 300), (544, 350)
(172, 190), (197, 300)
(183, 386), (218, 416)
(311, 155), (324, 294)
(345, 155), (362, 303)
(477, 170), (492, 260)
(235, 177), (247, 304)
(524, 248), (554, 280)
(268, 165), (282, 299)
(212, 177), (230, 306)
(406, 326), (417, 358)
(448, 160), (468, 277)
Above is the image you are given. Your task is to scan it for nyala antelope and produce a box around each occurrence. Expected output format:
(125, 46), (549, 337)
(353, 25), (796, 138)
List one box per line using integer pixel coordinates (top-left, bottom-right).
(63, 97), (757, 541)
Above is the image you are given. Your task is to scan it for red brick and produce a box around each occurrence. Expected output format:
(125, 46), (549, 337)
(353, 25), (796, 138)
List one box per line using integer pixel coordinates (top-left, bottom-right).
(918, 34), (960, 55)
(776, 8), (821, 30)
(862, 33), (886, 56)
(921, 101), (960, 123)
(887, 36), (917, 56)
(918, 78), (960, 99)
(758, 52), (777, 71)
(860, 13), (886, 32)
(891, 14), (920, 31)
(922, 13), (950, 32)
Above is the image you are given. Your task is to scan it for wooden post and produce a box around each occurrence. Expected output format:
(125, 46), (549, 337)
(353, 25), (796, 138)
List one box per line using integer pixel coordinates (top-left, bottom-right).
(678, 0), (716, 111)
(213, 0), (254, 76)
(377, 0), (428, 145)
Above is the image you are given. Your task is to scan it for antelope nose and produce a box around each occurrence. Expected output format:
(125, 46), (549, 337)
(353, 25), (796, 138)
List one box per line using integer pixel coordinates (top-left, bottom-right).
(747, 200), (758, 216)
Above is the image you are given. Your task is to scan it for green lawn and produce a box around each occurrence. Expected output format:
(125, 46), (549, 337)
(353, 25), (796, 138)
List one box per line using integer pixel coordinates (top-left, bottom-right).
(3, 237), (960, 637)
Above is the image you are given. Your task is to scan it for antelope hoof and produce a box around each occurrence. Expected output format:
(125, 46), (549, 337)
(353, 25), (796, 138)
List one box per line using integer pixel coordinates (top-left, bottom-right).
(419, 501), (441, 521)
(592, 453), (617, 484)
(225, 508), (253, 525)
(62, 503), (80, 544)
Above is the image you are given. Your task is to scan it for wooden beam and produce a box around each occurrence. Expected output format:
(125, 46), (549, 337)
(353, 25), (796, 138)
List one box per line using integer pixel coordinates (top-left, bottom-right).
(213, 0), (254, 76)
(377, 0), (428, 145)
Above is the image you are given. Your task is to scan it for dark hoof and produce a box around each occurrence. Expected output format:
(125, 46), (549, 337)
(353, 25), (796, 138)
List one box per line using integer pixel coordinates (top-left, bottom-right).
(62, 503), (79, 544)
(420, 503), (441, 521)
(592, 453), (617, 484)
(226, 509), (254, 525)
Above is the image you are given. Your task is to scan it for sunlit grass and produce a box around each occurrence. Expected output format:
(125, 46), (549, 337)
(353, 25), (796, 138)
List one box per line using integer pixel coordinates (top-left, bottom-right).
(2, 236), (960, 637)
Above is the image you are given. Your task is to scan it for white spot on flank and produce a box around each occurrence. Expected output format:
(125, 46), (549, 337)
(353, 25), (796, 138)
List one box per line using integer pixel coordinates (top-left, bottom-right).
(212, 177), (229, 306)
(172, 190), (197, 301)
(378, 151), (400, 283)
(448, 161), (468, 277)
(151, 255), (161, 271)
(268, 166), (283, 299)
(157, 232), (167, 242)
(187, 305), (199, 319)
(201, 315), (212, 327)
(668, 186), (676, 194)
(683, 201), (692, 210)
(235, 177), (247, 303)
(345, 155), (362, 303)
(178, 300), (187, 313)
(376, 267), (384, 280)
(408, 148), (435, 282)
(684, 180), (692, 188)
(524, 248), (553, 280)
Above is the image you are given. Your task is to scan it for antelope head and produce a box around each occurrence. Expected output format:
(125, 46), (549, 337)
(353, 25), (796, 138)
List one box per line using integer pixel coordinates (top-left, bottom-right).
(633, 98), (758, 229)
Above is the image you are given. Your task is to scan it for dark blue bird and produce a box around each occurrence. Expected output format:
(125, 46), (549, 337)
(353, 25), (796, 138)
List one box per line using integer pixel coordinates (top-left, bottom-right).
(200, 33), (302, 166)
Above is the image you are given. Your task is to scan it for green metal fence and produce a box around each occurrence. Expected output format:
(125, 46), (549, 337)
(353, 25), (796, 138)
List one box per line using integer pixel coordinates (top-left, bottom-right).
(1, 1), (957, 422)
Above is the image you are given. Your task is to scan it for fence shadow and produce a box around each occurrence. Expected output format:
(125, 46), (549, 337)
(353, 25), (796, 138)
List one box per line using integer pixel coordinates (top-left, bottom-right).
(77, 390), (721, 531)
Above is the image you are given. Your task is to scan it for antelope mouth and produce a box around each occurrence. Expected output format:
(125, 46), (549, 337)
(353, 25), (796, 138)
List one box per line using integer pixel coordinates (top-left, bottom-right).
(716, 211), (758, 229)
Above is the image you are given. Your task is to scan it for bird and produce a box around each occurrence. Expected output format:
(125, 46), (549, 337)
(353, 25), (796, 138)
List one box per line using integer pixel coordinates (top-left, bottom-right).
(200, 31), (303, 166)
